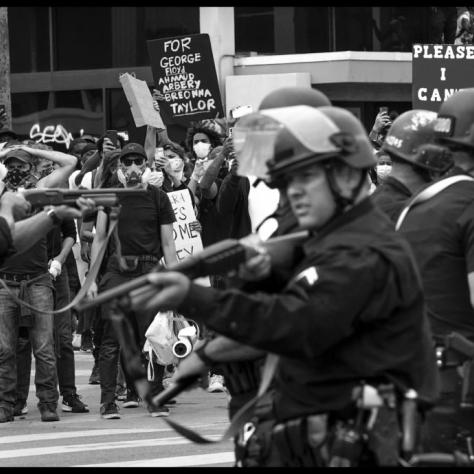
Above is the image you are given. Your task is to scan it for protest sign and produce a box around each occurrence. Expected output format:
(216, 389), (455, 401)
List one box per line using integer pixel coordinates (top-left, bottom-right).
(119, 73), (165, 129)
(167, 189), (203, 261)
(147, 34), (224, 127)
(412, 44), (474, 112)
(167, 188), (210, 286)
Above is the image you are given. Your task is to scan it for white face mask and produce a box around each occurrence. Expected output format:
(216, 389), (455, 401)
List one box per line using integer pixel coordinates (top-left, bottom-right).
(193, 142), (211, 159)
(376, 164), (392, 180)
(0, 162), (7, 182)
(148, 170), (164, 188)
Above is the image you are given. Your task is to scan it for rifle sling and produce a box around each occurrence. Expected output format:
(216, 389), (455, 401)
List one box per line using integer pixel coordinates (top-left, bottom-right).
(163, 353), (279, 444)
(0, 207), (120, 314)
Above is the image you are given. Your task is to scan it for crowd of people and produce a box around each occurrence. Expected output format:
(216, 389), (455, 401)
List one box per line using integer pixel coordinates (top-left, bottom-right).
(0, 83), (473, 467)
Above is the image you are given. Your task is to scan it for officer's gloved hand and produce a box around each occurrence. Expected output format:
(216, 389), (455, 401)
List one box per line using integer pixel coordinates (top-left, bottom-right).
(238, 233), (271, 282)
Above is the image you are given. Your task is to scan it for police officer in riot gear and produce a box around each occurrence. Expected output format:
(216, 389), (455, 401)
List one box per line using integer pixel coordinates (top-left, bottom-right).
(166, 86), (333, 465)
(139, 105), (439, 466)
(397, 88), (474, 457)
(371, 109), (454, 223)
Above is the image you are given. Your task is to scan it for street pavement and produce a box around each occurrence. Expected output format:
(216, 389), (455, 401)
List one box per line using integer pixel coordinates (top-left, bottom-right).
(0, 351), (234, 467)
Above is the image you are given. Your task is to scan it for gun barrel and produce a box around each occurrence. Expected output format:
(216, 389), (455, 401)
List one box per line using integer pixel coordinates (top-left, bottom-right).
(23, 188), (148, 208)
(76, 231), (310, 312)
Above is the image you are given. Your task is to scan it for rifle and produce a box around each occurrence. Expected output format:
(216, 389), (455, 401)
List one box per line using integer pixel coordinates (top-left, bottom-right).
(76, 230), (309, 312)
(22, 187), (148, 209)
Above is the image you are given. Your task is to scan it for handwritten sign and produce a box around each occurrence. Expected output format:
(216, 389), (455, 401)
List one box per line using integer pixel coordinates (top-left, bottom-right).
(147, 34), (224, 127)
(167, 189), (203, 262)
(119, 73), (165, 129)
(30, 123), (74, 149)
(412, 44), (474, 112)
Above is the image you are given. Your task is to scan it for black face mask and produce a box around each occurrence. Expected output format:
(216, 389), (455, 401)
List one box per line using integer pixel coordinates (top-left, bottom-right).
(4, 168), (30, 189)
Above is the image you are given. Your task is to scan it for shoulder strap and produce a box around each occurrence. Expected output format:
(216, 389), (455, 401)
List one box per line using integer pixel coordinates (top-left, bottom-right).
(395, 175), (474, 231)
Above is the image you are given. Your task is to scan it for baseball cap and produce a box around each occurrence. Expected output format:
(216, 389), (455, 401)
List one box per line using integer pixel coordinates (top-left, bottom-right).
(4, 148), (32, 164)
(120, 143), (147, 161)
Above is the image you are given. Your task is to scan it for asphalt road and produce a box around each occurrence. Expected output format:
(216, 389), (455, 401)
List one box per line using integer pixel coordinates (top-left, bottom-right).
(0, 351), (234, 467)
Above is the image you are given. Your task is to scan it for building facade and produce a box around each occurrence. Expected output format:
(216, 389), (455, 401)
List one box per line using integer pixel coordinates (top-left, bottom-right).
(8, 6), (438, 145)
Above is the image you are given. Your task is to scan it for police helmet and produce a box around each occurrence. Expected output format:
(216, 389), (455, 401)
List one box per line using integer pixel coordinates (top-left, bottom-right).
(434, 88), (474, 152)
(382, 110), (453, 173)
(259, 86), (331, 110)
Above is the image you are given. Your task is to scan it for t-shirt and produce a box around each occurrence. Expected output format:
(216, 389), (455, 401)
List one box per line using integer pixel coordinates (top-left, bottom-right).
(111, 185), (176, 258)
(0, 236), (47, 276)
(399, 175), (474, 340)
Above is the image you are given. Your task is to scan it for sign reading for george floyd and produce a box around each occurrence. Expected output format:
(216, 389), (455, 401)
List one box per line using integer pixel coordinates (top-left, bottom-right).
(147, 34), (224, 127)
(412, 44), (474, 112)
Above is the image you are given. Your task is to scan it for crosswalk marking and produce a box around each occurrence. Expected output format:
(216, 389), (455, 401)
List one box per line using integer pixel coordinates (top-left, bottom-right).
(0, 435), (224, 459)
(77, 452), (235, 467)
(0, 425), (221, 444)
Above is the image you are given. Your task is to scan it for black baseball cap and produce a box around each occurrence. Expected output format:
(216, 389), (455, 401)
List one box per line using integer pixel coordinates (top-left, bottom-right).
(119, 143), (147, 161)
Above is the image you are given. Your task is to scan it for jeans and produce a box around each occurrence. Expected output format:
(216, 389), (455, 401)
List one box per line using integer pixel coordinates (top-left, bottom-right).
(53, 268), (76, 397)
(16, 269), (77, 401)
(0, 280), (58, 409)
(98, 257), (164, 405)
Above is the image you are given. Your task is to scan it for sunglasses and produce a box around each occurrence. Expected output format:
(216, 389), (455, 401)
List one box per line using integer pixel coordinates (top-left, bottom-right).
(122, 157), (145, 166)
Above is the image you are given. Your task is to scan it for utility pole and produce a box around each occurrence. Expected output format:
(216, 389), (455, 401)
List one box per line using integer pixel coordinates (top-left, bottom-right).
(0, 7), (11, 129)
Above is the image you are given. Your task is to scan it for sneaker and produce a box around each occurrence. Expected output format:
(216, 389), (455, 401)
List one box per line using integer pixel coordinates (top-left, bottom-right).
(207, 374), (225, 393)
(0, 407), (14, 423)
(88, 363), (100, 385)
(39, 403), (60, 422)
(122, 391), (140, 408)
(13, 401), (28, 417)
(148, 405), (170, 417)
(115, 385), (127, 401)
(62, 393), (89, 413)
(100, 402), (121, 419)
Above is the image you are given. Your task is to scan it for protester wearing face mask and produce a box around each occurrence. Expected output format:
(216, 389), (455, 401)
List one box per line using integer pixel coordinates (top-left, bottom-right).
(375, 151), (392, 183)
(87, 142), (177, 420)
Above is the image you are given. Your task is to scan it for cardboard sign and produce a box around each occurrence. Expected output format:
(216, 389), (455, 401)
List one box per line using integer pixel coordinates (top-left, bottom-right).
(119, 73), (165, 129)
(167, 189), (203, 262)
(147, 34), (224, 126)
(412, 44), (474, 112)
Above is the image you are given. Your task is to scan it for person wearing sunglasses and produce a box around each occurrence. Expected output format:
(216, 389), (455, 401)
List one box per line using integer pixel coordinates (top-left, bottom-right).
(87, 142), (177, 420)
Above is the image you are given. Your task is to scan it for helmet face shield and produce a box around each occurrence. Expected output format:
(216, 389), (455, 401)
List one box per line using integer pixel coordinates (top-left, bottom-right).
(233, 113), (284, 180)
(234, 106), (342, 181)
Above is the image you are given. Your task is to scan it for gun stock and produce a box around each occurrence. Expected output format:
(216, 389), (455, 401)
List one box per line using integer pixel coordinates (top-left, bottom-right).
(76, 230), (309, 312)
(23, 188), (148, 209)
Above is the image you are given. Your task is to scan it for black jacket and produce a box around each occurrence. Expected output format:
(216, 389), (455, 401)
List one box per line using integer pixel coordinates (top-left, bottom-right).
(179, 198), (439, 421)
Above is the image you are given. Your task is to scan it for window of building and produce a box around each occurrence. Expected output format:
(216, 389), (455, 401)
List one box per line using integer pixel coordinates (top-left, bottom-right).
(9, 7), (51, 73)
(235, 7), (275, 54)
(53, 7), (112, 70)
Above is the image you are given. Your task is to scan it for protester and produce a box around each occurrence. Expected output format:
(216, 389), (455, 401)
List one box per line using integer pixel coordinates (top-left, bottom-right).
(87, 143), (177, 419)
(139, 105), (439, 466)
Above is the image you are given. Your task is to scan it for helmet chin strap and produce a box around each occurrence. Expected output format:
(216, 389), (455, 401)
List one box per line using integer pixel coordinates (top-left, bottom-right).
(323, 163), (367, 216)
